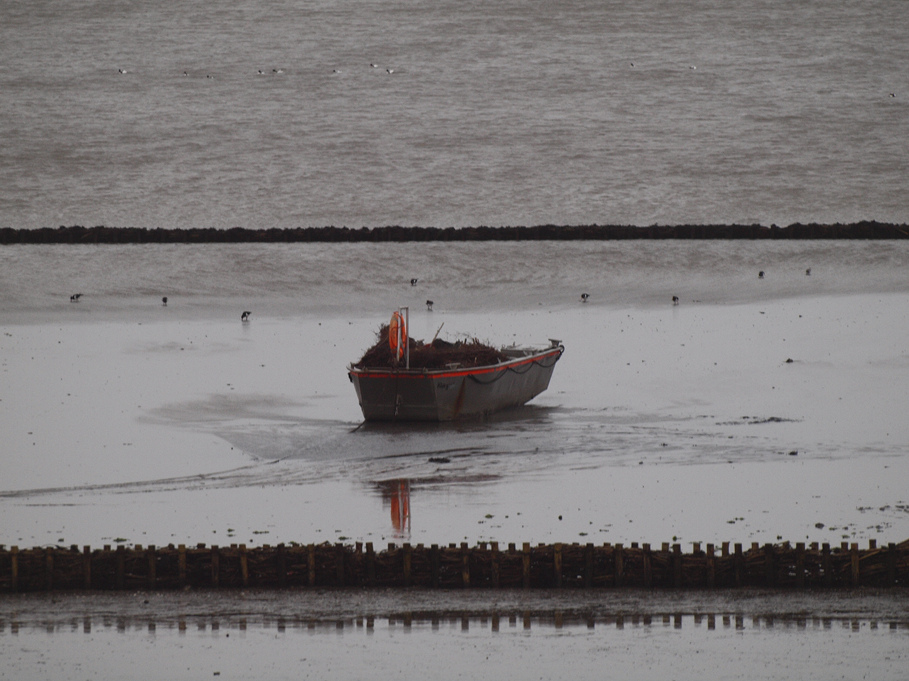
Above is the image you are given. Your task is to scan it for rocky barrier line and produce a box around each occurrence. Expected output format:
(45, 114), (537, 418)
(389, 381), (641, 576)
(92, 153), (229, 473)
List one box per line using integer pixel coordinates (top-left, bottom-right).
(1, 222), (908, 244)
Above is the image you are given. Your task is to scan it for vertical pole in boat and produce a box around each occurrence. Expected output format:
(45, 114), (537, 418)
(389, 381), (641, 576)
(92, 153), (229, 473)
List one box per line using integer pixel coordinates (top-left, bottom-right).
(403, 306), (410, 369)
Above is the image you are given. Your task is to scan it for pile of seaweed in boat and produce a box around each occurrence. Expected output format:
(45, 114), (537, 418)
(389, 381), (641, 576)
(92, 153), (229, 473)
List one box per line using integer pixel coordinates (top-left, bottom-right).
(353, 325), (510, 370)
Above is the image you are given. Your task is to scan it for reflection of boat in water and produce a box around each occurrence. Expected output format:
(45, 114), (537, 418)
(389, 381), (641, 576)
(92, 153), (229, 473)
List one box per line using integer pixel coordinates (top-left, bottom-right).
(348, 309), (565, 421)
(378, 479), (411, 536)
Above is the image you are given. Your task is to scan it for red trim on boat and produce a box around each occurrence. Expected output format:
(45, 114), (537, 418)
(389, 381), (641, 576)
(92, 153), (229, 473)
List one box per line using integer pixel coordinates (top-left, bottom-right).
(349, 347), (563, 380)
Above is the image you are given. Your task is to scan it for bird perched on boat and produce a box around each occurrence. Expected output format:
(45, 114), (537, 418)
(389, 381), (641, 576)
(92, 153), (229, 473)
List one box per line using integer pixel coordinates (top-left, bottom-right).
(410, 278), (418, 286)
(162, 296), (168, 306)
(426, 300), (433, 311)
(241, 311), (251, 322)
(70, 293), (82, 302)
(758, 271), (765, 279)
(672, 295), (679, 305)
(580, 293), (589, 302)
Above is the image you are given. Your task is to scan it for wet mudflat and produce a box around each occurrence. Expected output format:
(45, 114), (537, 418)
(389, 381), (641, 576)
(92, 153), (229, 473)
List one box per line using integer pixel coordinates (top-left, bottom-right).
(2, 241), (909, 678)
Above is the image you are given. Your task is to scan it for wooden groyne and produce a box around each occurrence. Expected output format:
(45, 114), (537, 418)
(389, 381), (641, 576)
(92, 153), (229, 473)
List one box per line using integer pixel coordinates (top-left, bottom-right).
(1, 222), (908, 245)
(1, 540), (907, 592)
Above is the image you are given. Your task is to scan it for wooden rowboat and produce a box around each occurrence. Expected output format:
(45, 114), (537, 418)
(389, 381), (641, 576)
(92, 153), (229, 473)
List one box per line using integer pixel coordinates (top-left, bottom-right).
(348, 339), (564, 422)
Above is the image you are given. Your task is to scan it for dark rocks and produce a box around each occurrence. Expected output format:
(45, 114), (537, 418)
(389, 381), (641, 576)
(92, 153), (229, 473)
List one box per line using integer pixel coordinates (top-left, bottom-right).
(2, 222), (908, 245)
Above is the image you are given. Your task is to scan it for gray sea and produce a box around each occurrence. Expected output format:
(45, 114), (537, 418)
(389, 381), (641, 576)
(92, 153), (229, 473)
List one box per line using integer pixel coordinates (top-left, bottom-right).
(2, 5), (909, 678)
(2, 0), (907, 230)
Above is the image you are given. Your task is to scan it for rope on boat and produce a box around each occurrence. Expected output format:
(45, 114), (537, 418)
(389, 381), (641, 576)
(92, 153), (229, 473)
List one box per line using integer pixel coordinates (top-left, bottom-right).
(466, 350), (563, 385)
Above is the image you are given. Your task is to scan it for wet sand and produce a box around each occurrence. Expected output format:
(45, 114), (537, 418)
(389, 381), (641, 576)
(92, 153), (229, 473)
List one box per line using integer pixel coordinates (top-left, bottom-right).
(2, 294), (908, 548)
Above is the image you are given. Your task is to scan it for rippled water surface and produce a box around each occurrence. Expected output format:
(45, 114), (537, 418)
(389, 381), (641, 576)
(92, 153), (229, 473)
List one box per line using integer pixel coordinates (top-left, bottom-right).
(2, 0), (907, 228)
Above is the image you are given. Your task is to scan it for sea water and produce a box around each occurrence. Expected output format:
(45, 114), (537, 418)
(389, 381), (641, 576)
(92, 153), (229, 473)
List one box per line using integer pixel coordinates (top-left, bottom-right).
(1, 0), (907, 229)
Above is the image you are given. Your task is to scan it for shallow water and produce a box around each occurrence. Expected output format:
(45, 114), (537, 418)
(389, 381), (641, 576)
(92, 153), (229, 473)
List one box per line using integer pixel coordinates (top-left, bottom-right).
(1, 590), (907, 681)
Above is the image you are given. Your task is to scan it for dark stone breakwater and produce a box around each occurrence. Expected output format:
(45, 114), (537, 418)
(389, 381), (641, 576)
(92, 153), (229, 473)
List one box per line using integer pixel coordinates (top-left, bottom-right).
(1, 222), (907, 245)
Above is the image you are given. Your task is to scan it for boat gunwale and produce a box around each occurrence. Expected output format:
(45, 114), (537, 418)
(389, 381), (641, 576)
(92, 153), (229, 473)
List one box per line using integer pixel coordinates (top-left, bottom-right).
(348, 345), (563, 380)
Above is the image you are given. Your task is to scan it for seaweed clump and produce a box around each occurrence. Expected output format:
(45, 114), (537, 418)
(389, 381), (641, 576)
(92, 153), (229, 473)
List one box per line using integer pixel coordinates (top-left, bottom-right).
(353, 325), (509, 370)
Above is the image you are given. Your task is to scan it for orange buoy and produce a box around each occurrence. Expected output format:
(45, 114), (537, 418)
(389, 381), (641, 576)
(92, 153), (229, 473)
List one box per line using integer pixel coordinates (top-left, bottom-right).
(388, 310), (407, 360)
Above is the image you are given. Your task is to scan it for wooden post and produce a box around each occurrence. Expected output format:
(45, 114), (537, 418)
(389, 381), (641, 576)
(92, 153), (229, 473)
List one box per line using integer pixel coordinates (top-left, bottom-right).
(522, 543), (531, 588)
(822, 543), (832, 587)
(764, 544), (775, 586)
(461, 542), (470, 588)
(850, 543), (860, 586)
(116, 546), (125, 590)
(307, 545), (316, 586)
(734, 544), (743, 587)
(553, 543), (562, 588)
(211, 546), (220, 588)
(642, 543), (652, 588)
(365, 542), (376, 586)
(178, 545), (187, 588)
(491, 542), (500, 588)
(430, 544), (439, 587)
(706, 544), (715, 588)
(672, 544), (681, 587)
(584, 543), (594, 588)
(10, 546), (18, 592)
(277, 544), (287, 587)
(147, 545), (156, 589)
(336, 544), (345, 586)
(45, 548), (54, 591)
(239, 545), (249, 587)
(403, 543), (412, 586)
(795, 543), (805, 588)
(614, 543), (624, 587)
(82, 546), (92, 590)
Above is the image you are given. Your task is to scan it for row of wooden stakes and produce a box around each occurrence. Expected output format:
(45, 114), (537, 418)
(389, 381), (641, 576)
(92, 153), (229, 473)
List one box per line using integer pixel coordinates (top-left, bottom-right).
(1, 539), (906, 592)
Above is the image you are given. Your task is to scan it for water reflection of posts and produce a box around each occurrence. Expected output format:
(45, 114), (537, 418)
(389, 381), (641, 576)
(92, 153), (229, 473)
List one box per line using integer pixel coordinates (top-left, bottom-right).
(384, 479), (411, 537)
